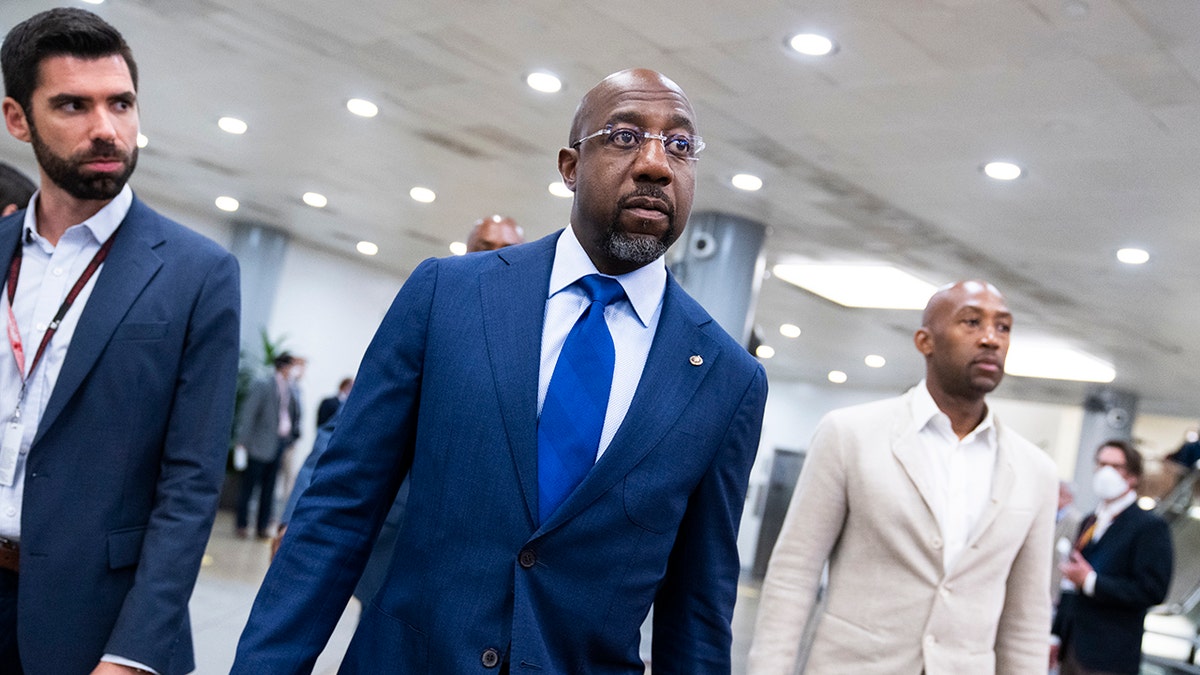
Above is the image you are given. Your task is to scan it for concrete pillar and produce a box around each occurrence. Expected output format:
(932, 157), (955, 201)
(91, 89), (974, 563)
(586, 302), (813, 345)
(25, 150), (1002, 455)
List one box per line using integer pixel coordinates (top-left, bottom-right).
(1073, 387), (1138, 509)
(668, 211), (767, 347)
(229, 221), (290, 362)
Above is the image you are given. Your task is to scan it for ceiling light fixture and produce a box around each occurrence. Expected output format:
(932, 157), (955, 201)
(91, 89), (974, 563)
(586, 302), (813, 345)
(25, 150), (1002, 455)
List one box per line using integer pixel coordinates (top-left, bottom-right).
(983, 161), (1022, 180)
(302, 192), (328, 208)
(217, 116), (248, 135)
(731, 174), (763, 191)
(772, 263), (939, 310)
(755, 345), (776, 359)
(1004, 339), (1116, 383)
(789, 33), (836, 56)
(779, 323), (802, 338)
(864, 354), (886, 368)
(449, 242), (467, 256)
(356, 241), (379, 256)
(136, 133), (149, 148)
(80, 0), (104, 4)
(347, 98), (379, 118)
(828, 370), (848, 384)
(409, 187), (436, 203)
(1116, 248), (1149, 265)
(526, 72), (563, 93)
(214, 196), (239, 212)
(548, 181), (573, 198)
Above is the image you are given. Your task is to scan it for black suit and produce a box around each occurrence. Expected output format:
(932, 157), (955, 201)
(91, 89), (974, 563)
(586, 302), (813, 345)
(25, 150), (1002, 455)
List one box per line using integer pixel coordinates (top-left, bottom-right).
(1053, 501), (1173, 674)
(315, 395), (341, 428)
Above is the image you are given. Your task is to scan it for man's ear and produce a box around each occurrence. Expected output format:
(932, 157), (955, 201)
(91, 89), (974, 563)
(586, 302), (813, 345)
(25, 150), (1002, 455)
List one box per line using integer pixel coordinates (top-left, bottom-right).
(557, 148), (578, 192)
(913, 328), (934, 356)
(2, 97), (32, 143)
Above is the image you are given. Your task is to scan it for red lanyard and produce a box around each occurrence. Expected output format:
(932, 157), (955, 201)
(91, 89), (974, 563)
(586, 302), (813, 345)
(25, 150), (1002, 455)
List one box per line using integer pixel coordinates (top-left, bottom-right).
(5, 229), (119, 386)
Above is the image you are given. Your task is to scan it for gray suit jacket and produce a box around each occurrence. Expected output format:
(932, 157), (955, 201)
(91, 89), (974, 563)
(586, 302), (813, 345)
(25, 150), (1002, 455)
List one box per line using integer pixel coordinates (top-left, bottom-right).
(237, 374), (299, 462)
(748, 387), (1058, 675)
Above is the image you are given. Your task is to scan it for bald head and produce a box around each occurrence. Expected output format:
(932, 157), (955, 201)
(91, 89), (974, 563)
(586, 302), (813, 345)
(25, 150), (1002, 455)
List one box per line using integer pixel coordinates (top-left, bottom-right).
(569, 69), (694, 145)
(466, 215), (524, 252)
(915, 279), (1012, 400)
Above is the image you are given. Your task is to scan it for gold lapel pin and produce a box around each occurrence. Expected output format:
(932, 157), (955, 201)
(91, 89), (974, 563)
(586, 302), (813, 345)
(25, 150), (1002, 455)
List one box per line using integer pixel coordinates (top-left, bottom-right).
(689, 355), (703, 366)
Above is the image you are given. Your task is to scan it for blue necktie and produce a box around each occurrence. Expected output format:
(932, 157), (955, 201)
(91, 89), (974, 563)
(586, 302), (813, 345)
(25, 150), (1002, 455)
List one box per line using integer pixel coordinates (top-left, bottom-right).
(537, 274), (626, 525)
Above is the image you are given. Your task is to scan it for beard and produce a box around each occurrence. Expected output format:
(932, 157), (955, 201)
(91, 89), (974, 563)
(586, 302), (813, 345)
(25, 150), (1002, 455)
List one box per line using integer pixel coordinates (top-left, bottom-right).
(29, 121), (137, 201)
(601, 186), (677, 266)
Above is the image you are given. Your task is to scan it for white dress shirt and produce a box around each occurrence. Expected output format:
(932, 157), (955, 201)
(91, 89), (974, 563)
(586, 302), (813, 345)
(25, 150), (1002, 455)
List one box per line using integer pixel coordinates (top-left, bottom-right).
(0, 186), (131, 540)
(910, 379), (999, 572)
(537, 225), (664, 461)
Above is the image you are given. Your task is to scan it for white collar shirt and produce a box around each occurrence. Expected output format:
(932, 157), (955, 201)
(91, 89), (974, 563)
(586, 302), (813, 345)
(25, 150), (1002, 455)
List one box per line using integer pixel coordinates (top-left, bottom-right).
(538, 225), (664, 460)
(0, 186), (131, 540)
(1092, 487), (1138, 543)
(910, 379), (999, 573)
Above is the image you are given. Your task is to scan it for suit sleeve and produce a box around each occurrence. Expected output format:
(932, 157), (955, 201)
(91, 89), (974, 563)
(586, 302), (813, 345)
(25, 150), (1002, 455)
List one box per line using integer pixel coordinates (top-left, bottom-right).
(1092, 515), (1173, 609)
(232, 257), (439, 673)
(994, 464), (1056, 675)
(745, 412), (850, 674)
(236, 377), (269, 447)
(103, 252), (241, 670)
(650, 364), (767, 673)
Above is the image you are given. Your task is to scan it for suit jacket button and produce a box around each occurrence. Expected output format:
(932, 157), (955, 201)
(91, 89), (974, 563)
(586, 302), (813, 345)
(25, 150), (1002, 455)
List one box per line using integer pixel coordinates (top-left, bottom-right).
(518, 549), (536, 568)
(481, 648), (501, 668)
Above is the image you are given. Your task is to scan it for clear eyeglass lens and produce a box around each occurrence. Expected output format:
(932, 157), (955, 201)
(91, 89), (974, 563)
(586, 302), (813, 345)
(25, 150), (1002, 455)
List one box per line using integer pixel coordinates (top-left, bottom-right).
(603, 127), (699, 159)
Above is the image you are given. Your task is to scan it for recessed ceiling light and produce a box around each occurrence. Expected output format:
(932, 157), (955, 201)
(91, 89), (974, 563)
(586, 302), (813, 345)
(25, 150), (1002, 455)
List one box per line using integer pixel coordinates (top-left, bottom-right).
(214, 196), (239, 212)
(1004, 339), (1115, 383)
(526, 72), (563, 93)
(346, 98), (379, 118)
(302, 192), (328, 208)
(828, 370), (848, 384)
(789, 33), (836, 56)
(548, 181), (573, 198)
(1138, 496), (1158, 510)
(449, 241), (467, 256)
(80, 0), (103, 4)
(136, 133), (148, 148)
(773, 263), (939, 310)
(731, 174), (763, 191)
(864, 354), (886, 368)
(755, 345), (776, 359)
(409, 187), (436, 203)
(217, 117), (248, 135)
(983, 161), (1022, 180)
(779, 323), (802, 338)
(356, 241), (379, 256)
(1116, 248), (1149, 265)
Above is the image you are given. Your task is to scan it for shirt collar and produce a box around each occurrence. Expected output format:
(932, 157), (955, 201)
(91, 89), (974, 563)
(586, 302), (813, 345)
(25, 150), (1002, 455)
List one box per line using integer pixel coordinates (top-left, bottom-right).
(22, 184), (132, 248)
(1097, 485), (1138, 519)
(549, 225), (666, 327)
(911, 379), (996, 443)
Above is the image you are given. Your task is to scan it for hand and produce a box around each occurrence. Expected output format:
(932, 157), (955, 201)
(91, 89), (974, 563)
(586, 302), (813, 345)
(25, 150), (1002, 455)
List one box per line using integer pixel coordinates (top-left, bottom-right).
(91, 662), (151, 675)
(1059, 549), (1093, 587)
(271, 523), (287, 560)
(1048, 641), (1060, 668)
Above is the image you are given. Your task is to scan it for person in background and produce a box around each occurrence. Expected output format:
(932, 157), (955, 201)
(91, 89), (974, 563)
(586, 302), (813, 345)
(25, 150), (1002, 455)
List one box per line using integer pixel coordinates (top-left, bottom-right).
(749, 280), (1058, 675)
(1052, 440), (1173, 675)
(235, 68), (766, 673)
(316, 377), (353, 429)
(1053, 481), (1084, 609)
(466, 213), (524, 252)
(0, 162), (35, 216)
(0, 8), (240, 673)
(234, 352), (301, 539)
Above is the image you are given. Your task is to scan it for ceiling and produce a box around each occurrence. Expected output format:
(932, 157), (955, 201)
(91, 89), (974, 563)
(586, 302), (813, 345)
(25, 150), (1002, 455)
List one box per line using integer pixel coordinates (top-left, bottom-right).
(2, 0), (1199, 416)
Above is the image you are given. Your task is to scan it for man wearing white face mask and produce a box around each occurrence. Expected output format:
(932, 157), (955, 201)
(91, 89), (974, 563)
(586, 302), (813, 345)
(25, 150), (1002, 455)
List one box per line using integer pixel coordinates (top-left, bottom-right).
(1052, 440), (1173, 675)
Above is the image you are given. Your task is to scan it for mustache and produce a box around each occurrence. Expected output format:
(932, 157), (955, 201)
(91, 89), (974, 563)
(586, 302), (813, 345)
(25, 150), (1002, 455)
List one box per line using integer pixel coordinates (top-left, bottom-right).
(77, 139), (128, 162)
(619, 185), (673, 215)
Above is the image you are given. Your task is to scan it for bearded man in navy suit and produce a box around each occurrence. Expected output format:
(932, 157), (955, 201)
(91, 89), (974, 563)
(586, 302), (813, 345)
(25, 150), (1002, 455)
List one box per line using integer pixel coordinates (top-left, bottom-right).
(234, 68), (767, 674)
(0, 8), (240, 674)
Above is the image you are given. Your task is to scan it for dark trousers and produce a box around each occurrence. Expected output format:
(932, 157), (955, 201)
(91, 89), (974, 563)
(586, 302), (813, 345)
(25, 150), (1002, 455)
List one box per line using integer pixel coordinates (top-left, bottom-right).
(0, 569), (22, 674)
(236, 440), (287, 533)
(1061, 646), (1128, 675)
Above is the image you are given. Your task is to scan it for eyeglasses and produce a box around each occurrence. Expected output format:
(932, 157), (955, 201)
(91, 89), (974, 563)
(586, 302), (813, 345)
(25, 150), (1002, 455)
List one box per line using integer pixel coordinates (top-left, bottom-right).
(571, 125), (705, 161)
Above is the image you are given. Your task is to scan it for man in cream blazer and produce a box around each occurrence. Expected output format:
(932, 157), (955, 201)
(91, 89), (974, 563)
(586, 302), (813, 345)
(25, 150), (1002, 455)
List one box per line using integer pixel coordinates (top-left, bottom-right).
(748, 280), (1058, 675)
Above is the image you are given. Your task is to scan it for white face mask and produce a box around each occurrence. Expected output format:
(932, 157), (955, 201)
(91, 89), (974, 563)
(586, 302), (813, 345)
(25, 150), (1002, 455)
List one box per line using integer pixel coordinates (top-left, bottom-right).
(1092, 465), (1130, 501)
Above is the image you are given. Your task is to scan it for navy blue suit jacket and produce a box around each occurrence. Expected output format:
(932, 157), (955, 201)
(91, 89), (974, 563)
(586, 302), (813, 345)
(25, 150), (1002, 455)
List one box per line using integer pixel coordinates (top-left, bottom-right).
(1053, 502), (1173, 674)
(234, 231), (768, 673)
(0, 197), (240, 674)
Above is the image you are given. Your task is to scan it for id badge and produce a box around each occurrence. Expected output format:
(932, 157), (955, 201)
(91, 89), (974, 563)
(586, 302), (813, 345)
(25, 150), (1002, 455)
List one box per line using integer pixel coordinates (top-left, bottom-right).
(0, 421), (23, 487)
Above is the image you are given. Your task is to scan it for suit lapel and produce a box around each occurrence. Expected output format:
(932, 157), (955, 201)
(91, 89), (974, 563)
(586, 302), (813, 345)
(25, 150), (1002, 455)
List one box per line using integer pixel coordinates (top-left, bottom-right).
(890, 418), (941, 525)
(479, 235), (556, 527)
(34, 199), (164, 445)
(540, 275), (718, 531)
(963, 425), (1015, 551)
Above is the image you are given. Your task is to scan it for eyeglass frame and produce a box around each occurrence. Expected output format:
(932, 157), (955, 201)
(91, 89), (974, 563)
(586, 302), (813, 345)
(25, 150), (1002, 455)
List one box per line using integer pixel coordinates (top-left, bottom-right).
(570, 124), (705, 161)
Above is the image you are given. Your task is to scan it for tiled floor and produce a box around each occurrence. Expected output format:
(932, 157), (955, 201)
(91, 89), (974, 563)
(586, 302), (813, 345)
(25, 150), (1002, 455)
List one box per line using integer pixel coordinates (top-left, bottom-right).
(190, 510), (761, 674)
